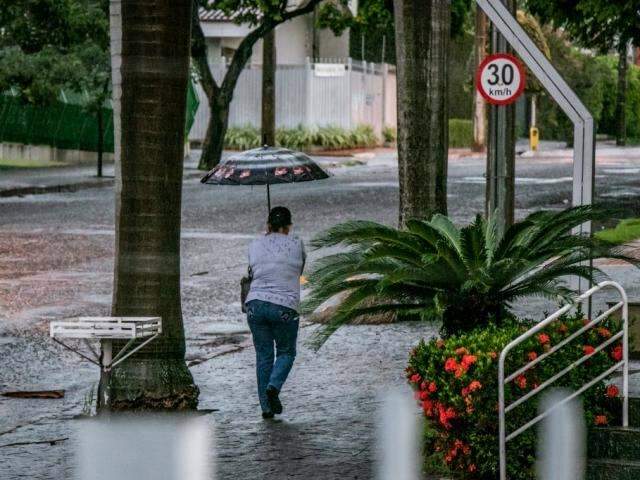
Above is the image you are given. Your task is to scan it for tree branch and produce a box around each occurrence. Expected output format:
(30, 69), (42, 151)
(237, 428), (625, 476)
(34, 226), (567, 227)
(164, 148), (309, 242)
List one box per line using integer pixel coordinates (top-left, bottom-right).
(220, 0), (323, 100)
(191, 2), (219, 100)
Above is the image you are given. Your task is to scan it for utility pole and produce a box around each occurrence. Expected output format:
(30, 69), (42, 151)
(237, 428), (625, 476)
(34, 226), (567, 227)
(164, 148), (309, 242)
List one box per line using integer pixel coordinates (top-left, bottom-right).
(486, 0), (516, 235)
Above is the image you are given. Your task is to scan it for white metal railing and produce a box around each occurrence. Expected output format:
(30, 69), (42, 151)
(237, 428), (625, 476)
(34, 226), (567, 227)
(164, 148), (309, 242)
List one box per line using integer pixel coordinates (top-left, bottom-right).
(498, 281), (629, 480)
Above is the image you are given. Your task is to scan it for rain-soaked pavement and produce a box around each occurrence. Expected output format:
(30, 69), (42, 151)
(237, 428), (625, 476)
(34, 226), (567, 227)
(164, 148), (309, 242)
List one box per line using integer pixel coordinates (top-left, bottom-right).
(2, 143), (640, 479)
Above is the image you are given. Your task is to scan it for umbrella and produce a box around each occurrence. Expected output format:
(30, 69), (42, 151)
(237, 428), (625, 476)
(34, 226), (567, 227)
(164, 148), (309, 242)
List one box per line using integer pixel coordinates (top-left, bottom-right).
(200, 146), (330, 210)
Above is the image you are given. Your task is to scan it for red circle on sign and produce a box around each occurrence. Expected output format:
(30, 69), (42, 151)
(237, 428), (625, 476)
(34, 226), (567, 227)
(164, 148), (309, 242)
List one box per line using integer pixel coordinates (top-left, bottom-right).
(476, 53), (526, 106)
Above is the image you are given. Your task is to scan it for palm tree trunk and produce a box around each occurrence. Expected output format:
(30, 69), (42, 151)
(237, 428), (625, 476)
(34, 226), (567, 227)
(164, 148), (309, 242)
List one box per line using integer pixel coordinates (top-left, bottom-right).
(261, 29), (277, 147)
(394, 0), (450, 226)
(615, 42), (628, 147)
(472, 8), (487, 153)
(99, 0), (198, 411)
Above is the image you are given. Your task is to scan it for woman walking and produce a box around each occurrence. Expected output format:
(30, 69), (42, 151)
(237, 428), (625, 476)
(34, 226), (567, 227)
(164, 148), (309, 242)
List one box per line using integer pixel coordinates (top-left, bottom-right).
(245, 206), (306, 419)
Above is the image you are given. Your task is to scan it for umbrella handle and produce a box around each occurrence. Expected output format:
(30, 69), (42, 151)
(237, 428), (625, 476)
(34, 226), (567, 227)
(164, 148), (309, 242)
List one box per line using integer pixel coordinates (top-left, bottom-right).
(267, 183), (271, 213)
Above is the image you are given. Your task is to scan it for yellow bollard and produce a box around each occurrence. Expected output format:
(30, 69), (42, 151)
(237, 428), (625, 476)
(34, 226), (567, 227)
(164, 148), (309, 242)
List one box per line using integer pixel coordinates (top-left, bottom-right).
(530, 127), (539, 151)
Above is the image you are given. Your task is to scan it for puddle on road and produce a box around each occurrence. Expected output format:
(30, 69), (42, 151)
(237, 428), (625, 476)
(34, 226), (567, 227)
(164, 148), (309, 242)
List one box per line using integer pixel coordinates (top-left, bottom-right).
(454, 176), (573, 185)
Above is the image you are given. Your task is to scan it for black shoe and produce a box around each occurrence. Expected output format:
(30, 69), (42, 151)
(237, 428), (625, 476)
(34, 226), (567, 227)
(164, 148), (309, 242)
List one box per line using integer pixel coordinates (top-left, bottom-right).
(266, 386), (283, 415)
(262, 411), (274, 419)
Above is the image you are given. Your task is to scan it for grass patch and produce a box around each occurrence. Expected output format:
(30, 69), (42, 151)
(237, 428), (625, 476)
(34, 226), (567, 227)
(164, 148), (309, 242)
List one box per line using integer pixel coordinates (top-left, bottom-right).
(0, 158), (65, 169)
(448, 118), (473, 148)
(595, 218), (640, 244)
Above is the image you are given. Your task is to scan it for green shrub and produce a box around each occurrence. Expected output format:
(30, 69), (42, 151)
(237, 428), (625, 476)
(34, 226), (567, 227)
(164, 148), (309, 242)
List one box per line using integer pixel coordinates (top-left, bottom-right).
(449, 119), (473, 148)
(406, 312), (623, 480)
(382, 125), (396, 143)
(595, 218), (640, 245)
(224, 125), (260, 150)
(224, 124), (380, 151)
(303, 206), (636, 347)
(276, 125), (315, 150)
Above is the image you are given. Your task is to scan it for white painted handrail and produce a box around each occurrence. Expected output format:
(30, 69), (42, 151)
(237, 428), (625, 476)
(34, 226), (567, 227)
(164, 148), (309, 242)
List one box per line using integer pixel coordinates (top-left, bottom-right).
(498, 281), (629, 480)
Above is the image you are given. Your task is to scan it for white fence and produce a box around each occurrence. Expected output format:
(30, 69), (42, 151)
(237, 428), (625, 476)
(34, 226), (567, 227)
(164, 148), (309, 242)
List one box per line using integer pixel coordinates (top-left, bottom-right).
(189, 58), (397, 143)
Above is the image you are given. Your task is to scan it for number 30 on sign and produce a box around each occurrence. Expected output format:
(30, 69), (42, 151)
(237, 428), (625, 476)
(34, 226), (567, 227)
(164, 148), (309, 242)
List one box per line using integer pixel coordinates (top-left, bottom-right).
(476, 53), (526, 105)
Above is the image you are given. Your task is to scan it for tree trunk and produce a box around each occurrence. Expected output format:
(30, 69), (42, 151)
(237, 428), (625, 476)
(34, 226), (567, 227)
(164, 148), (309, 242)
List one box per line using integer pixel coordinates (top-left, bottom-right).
(394, 0), (450, 226)
(96, 109), (103, 178)
(615, 42), (628, 147)
(472, 8), (487, 153)
(100, 0), (199, 411)
(198, 95), (230, 170)
(261, 29), (277, 147)
(486, 0), (516, 235)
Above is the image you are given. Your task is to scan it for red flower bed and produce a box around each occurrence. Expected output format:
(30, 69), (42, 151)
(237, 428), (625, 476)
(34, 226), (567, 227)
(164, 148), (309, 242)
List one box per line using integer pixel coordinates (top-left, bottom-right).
(406, 312), (622, 480)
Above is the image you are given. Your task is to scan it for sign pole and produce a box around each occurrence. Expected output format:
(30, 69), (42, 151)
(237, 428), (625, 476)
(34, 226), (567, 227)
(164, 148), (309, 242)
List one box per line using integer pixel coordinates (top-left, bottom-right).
(486, 0), (516, 237)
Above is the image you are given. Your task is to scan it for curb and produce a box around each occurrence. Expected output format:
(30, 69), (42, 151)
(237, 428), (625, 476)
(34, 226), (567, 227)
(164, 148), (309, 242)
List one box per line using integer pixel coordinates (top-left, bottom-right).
(0, 178), (114, 198)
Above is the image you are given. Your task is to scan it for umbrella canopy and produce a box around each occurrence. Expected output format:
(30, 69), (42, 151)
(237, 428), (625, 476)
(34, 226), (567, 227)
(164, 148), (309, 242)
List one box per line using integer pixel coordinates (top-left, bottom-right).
(200, 146), (330, 186)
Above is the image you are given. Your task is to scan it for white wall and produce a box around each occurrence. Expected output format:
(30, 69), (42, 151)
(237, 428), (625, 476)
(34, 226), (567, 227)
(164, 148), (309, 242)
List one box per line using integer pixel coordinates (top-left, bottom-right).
(189, 59), (397, 143)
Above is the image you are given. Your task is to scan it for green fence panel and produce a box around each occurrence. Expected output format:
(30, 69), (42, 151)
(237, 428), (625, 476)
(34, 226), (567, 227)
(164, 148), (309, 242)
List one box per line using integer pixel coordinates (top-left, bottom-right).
(0, 81), (199, 153)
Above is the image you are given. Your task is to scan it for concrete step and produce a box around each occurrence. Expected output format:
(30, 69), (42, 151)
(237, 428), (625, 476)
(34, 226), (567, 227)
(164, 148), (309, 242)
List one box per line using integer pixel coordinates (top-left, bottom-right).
(587, 458), (640, 480)
(588, 427), (640, 461)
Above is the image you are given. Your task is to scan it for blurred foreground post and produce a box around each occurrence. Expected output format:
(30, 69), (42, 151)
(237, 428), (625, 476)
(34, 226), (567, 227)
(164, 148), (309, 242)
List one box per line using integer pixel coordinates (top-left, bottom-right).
(537, 390), (586, 480)
(76, 415), (214, 479)
(99, 0), (198, 410)
(377, 391), (420, 480)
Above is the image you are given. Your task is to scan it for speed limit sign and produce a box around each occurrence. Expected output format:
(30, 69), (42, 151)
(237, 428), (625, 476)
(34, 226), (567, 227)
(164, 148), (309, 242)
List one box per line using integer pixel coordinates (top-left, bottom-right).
(476, 53), (526, 105)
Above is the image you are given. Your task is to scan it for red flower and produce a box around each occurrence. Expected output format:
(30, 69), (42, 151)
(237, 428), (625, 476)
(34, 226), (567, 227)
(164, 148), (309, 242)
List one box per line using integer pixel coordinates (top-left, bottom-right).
(606, 385), (619, 398)
(409, 373), (422, 384)
(527, 351), (538, 361)
(438, 404), (457, 429)
(444, 358), (459, 372)
(461, 387), (470, 397)
(516, 375), (527, 389)
(454, 365), (467, 378)
(595, 415), (608, 425)
(468, 380), (482, 392)
(422, 399), (434, 417)
(468, 464), (477, 473)
(597, 327), (612, 338)
(428, 382), (437, 393)
(612, 345), (623, 362)
(419, 390), (430, 401)
(461, 354), (477, 368)
(419, 381), (428, 391)
(538, 333), (551, 345)
(583, 345), (595, 356)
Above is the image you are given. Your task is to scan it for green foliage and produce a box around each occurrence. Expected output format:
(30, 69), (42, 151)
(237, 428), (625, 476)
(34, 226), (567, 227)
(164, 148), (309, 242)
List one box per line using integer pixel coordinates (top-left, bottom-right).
(0, 0), (110, 109)
(302, 206), (638, 347)
(595, 218), (640, 245)
(449, 119), (473, 148)
(382, 125), (396, 143)
(534, 28), (640, 143)
(406, 312), (623, 480)
(339, 0), (472, 64)
(224, 124), (380, 150)
(224, 125), (261, 150)
(526, 0), (640, 51)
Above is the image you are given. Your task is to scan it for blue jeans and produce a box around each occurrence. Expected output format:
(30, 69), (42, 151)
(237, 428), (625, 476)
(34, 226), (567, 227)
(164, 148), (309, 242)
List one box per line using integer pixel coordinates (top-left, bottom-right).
(246, 300), (299, 413)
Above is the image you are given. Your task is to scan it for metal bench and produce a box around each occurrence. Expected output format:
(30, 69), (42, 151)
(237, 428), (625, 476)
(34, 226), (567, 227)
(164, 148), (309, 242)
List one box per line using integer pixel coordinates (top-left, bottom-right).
(50, 317), (162, 371)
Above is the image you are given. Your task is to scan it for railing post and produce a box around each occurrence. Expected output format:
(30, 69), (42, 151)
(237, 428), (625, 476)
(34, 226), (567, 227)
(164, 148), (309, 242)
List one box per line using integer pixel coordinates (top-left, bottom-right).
(499, 353), (507, 480)
(623, 289), (629, 427)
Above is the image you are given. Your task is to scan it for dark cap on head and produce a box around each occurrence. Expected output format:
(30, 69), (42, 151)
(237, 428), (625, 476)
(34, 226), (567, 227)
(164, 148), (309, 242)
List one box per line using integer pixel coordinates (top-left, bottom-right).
(268, 206), (292, 231)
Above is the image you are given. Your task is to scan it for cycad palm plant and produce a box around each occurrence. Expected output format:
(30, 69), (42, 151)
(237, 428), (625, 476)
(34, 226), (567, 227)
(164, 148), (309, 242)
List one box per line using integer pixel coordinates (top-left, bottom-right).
(302, 206), (637, 347)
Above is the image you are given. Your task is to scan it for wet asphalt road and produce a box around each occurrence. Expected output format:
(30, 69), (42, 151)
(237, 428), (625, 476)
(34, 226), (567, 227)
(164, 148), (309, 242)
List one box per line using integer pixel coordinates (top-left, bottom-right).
(2, 144), (640, 479)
